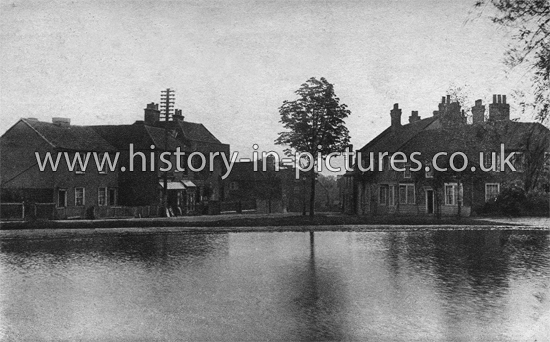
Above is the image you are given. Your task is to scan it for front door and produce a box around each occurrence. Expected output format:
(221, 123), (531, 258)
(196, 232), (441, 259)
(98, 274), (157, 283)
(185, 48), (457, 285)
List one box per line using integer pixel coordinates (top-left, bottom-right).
(426, 190), (434, 214)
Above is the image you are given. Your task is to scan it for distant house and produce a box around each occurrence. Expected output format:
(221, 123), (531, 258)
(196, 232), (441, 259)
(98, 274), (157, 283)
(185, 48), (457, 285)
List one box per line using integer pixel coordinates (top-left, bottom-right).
(224, 158), (283, 213)
(0, 118), (118, 219)
(342, 94), (550, 216)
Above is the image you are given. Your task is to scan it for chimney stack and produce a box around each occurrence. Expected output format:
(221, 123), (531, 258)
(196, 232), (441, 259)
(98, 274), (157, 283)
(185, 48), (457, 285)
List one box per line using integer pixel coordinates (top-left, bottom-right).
(144, 102), (160, 125)
(472, 99), (485, 124)
(173, 109), (184, 122)
(390, 103), (402, 129)
(409, 110), (421, 123)
(489, 94), (510, 121)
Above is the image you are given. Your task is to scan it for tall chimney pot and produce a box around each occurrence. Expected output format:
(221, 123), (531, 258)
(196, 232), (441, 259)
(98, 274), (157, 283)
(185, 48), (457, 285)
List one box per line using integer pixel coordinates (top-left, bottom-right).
(390, 103), (402, 129)
(144, 102), (161, 125)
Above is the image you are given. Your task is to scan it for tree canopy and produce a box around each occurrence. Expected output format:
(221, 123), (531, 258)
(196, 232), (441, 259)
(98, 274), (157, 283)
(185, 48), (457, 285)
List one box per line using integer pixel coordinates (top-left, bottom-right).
(275, 77), (351, 158)
(275, 77), (351, 216)
(475, 0), (550, 124)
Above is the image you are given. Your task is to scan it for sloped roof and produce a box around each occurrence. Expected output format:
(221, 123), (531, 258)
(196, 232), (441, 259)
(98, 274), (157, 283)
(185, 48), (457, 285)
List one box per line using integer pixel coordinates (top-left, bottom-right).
(91, 123), (184, 151)
(485, 121), (550, 150)
(22, 119), (115, 152)
(178, 121), (222, 144)
(360, 117), (550, 158)
(358, 116), (438, 153)
(227, 161), (276, 181)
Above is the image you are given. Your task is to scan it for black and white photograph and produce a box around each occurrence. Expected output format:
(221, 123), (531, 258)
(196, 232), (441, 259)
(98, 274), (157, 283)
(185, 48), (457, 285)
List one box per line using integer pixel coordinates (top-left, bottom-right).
(1, 0), (549, 340)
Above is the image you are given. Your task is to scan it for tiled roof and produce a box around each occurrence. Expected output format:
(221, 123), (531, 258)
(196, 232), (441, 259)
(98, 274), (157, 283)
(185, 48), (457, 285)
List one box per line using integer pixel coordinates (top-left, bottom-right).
(486, 121), (550, 150)
(358, 116), (438, 153)
(178, 121), (222, 144)
(227, 161), (276, 181)
(91, 123), (184, 151)
(22, 119), (115, 152)
(357, 117), (550, 167)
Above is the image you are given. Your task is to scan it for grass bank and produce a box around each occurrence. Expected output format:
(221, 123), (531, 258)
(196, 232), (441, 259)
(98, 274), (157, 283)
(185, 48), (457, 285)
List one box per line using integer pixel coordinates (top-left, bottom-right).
(0, 213), (530, 231)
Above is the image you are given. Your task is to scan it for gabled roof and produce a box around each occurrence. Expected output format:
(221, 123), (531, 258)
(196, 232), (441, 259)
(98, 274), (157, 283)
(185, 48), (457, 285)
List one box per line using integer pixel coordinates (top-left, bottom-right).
(154, 120), (223, 144)
(358, 116), (438, 154)
(21, 119), (115, 152)
(177, 120), (222, 144)
(359, 116), (550, 159)
(90, 123), (185, 151)
(484, 121), (550, 150)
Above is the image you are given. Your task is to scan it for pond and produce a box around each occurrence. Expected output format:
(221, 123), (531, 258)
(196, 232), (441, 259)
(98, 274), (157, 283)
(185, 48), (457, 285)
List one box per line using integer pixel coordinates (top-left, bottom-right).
(0, 229), (548, 341)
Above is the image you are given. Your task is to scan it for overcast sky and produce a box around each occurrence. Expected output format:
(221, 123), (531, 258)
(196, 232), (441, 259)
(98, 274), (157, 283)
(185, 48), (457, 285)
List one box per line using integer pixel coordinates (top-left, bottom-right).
(1, 0), (524, 169)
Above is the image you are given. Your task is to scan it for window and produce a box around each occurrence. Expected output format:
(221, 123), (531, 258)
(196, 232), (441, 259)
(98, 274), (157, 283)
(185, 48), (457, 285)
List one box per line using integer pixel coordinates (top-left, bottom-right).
(379, 185), (388, 205)
(108, 188), (117, 206)
(407, 185), (415, 204)
(75, 188), (85, 206)
(444, 183), (463, 206)
(98, 187), (107, 206)
(388, 185), (396, 206)
(58, 189), (67, 208)
(404, 163), (411, 179)
(445, 183), (455, 205)
(399, 184), (415, 204)
(425, 161), (434, 178)
(485, 183), (500, 202)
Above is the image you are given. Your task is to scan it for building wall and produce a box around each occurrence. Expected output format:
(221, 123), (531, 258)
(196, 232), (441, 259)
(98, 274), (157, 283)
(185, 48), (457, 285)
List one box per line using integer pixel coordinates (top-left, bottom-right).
(1, 120), (118, 219)
(1, 121), (55, 192)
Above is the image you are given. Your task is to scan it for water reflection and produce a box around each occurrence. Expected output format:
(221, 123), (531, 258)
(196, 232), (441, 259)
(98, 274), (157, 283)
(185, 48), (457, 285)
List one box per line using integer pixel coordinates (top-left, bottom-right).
(380, 230), (550, 341)
(0, 230), (548, 341)
(279, 232), (349, 341)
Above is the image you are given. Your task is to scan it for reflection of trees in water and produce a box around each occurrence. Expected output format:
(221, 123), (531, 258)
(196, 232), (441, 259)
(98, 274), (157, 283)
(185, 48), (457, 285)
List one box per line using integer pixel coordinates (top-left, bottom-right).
(278, 233), (349, 342)
(383, 230), (550, 319)
(0, 233), (230, 271)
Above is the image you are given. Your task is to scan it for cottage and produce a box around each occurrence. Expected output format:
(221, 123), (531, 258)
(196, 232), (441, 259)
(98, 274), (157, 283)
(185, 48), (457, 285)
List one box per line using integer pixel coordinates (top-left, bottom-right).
(1, 103), (229, 219)
(343, 95), (550, 216)
(91, 103), (230, 216)
(0, 118), (118, 219)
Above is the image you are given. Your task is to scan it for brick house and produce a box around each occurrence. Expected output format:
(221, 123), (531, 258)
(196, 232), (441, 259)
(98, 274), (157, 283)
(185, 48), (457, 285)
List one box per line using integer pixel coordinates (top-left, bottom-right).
(91, 103), (230, 216)
(1, 103), (229, 219)
(343, 95), (550, 216)
(0, 118), (119, 219)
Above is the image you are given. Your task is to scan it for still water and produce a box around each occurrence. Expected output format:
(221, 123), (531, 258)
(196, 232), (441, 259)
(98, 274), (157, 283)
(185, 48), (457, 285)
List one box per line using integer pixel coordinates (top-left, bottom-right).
(0, 229), (549, 341)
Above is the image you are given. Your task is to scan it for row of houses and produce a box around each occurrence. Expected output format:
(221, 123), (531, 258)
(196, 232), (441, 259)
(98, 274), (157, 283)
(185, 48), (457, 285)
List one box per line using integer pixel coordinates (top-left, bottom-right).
(341, 94), (550, 216)
(2, 93), (548, 220)
(0, 103), (229, 219)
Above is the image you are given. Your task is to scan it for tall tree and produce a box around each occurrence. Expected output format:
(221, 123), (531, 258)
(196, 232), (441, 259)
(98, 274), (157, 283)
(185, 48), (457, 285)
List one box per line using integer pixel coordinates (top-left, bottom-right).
(275, 77), (351, 216)
(475, 0), (550, 124)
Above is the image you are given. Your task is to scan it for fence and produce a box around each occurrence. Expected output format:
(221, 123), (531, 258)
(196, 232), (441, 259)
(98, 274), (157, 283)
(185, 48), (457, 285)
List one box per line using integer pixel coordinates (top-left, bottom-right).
(0, 202), (56, 220)
(1, 202), (163, 221)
